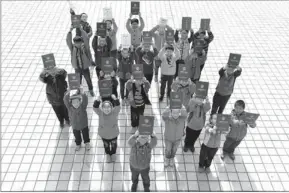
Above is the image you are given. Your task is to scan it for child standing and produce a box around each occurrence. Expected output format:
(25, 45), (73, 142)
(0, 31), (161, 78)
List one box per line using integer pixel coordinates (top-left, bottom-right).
(128, 131), (158, 192)
(211, 65), (242, 116)
(105, 18), (118, 58)
(185, 49), (207, 83)
(126, 77), (151, 134)
(171, 77), (196, 111)
(126, 12), (145, 49)
(149, 23), (174, 82)
(184, 95), (211, 153)
(63, 89), (90, 151)
(135, 43), (159, 84)
(39, 67), (70, 128)
(198, 114), (223, 173)
(70, 10), (93, 39)
(117, 45), (134, 106)
(158, 44), (181, 102)
(93, 94), (121, 163)
(221, 100), (257, 160)
(162, 106), (188, 167)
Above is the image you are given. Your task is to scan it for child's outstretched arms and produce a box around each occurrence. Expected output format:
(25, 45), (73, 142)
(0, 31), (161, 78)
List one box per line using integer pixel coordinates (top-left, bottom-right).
(93, 96), (102, 115)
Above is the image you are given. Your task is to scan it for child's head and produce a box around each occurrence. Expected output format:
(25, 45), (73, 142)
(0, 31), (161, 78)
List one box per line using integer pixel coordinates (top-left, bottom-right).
(137, 135), (150, 146)
(142, 43), (151, 52)
(102, 101), (113, 115)
(179, 78), (189, 86)
(121, 48), (129, 58)
(131, 18), (139, 29)
(180, 29), (189, 39)
(105, 20), (112, 29)
(73, 36), (83, 48)
(193, 94), (204, 104)
(234, 100), (245, 115)
(225, 63), (235, 75)
(210, 114), (217, 125)
(198, 31), (206, 39)
(158, 26), (165, 35)
(80, 13), (88, 22)
(165, 45), (174, 56)
(171, 109), (181, 119)
(98, 37), (107, 46)
(71, 97), (81, 109)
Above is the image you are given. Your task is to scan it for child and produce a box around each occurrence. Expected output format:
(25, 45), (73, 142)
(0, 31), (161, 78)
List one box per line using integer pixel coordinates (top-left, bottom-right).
(185, 48), (207, 83)
(63, 89), (90, 151)
(135, 43), (159, 84)
(162, 105), (188, 167)
(99, 69), (119, 99)
(198, 114), (223, 173)
(149, 23), (174, 82)
(117, 45), (134, 106)
(128, 131), (158, 192)
(171, 77), (196, 111)
(126, 12), (145, 49)
(70, 9), (93, 39)
(211, 65), (242, 116)
(158, 44), (181, 102)
(221, 100), (257, 160)
(66, 28), (95, 97)
(184, 95), (211, 153)
(92, 35), (112, 78)
(105, 18), (118, 58)
(174, 29), (194, 78)
(93, 94), (121, 163)
(126, 77), (151, 134)
(192, 26), (214, 72)
(39, 66), (70, 128)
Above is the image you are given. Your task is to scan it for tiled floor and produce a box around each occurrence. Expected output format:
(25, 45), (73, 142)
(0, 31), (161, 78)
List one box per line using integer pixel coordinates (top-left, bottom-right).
(1, 1), (289, 192)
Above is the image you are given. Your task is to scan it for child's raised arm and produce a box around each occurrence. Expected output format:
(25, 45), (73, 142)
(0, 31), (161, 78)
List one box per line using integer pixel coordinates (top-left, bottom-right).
(93, 97), (102, 115)
(128, 134), (138, 147)
(111, 95), (121, 114)
(66, 28), (74, 52)
(63, 91), (71, 109)
(162, 107), (171, 121)
(149, 134), (158, 148)
(206, 27), (214, 44)
(203, 97), (211, 113)
(188, 29), (194, 43)
(126, 17), (133, 33)
(112, 18), (118, 34)
(139, 13), (145, 31)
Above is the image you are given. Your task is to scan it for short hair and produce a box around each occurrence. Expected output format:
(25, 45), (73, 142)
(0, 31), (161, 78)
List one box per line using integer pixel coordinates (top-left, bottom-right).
(181, 29), (189, 33)
(102, 101), (113, 109)
(165, 45), (174, 51)
(200, 31), (206, 35)
(105, 20), (112, 24)
(80, 13), (87, 17)
(73, 36), (83, 43)
(131, 18), (139, 24)
(235, 100), (245, 109)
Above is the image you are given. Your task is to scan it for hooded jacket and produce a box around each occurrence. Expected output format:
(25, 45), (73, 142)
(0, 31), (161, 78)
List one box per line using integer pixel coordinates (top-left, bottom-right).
(135, 46), (159, 75)
(93, 99), (121, 140)
(187, 97), (211, 130)
(216, 67), (242, 96)
(63, 92), (88, 130)
(202, 123), (222, 148)
(117, 49), (134, 80)
(162, 107), (188, 141)
(128, 135), (158, 170)
(126, 79), (151, 107)
(171, 80), (196, 110)
(39, 68), (68, 106)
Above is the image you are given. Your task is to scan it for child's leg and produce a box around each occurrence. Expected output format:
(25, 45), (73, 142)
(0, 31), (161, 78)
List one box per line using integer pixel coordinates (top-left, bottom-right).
(211, 92), (221, 116)
(140, 167), (150, 191)
(102, 138), (111, 155)
(184, 127), (194, 149)
(166, 75), (174, 98)
(112, 78), (119, 98)
(164, 139), (173, 159)
(199, 143), (207, 167)
(190, 129), (202, 148)
(160, 75), (167, 98)
(73, 129), (82, 145)
(119, 79), (125, 100)
(223, 137), (238, 154)
(154, 59), (161, 77)
(144, 74), (153, 84)
(200, 63), (205, 73)
(62, 104), (70, 122)
(110, 137), (118, 155)
(75, 69), (83, 85)
(130, 165), (140, 191)
(205, 147), (218, 168)
(51, 105), (64, 124)
(130, 106), (139, 128)
(83, 68), (94, 91)
(170, 139), (182, 158)
(217, 94), (231, 114)
(81, 126), (90, 144)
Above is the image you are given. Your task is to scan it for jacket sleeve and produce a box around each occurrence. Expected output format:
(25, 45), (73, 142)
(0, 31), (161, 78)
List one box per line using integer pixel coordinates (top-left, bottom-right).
(153, 47), (159, 58)
(81, 29), (90, 55)
(149, 135), (158, 149)
(128, 135), (137, 147)
(39, 71), (49, 83)
(234, 67), (242, 78)
(139, 17), (145, 32)
(66, 32), (73, 52)
(171, 82), (178, 92)
(187, 98), (196, 112)
(203, 100), (211, 113)
(166, 25), (173, 31)
(112, 99), (121, 114)
(162, 108), (170, 121)
(181, 107), (188, 118)
(93, 99), (102, 115)
(82, 94), (88, 109)
(63, 91), (70, 109)
(106, 36), (112, 52)
(158, 47), (166, 61)
(188, 30), (194, 43)
(135, 46), (142, 64)
(149, 25), (159, 35)
(126, 19), (132, 33)
(92, 36), (98, 54)
(219, 67), (226, 77)
(207, 31), (214, 44)
(143, 81), (151, 93)
(189, 83), (196, 95)
(174, 46), (181, 60)
(174, 30), (179, 42)
(112, 19), (118, 34)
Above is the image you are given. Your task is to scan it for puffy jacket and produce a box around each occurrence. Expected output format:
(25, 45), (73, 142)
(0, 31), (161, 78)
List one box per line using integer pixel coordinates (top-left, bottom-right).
(63, 92), (88, 131)
(171, 80), (196, 110)
(39, 68), (68, 106)
(128, 135), (157, 170)
(216, 67), (242, 96)
(93, 99), (121, 139)
(162, 107), (188, 141)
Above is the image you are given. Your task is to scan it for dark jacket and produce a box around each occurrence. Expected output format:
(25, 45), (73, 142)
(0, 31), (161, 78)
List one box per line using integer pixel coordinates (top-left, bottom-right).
(216, 67), (242, 96)
(39, 68), (68, 106)
(126, 79), (151, 107)
(174, 30), (194, 60)
(117, 49), (134, 80)
(135, 46), (159, 75)
(70, 11), (93, 38)
(92, 35), (112, 72)
(191, 31), (214, 54)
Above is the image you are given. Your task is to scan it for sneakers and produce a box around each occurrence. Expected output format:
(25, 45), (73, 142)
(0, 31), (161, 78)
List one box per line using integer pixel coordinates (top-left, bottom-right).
(85, 143), (91, 151)
(198, 166), (205, 173)
(189, 147), (195, 153)
(89, 90), (95, 97)
(144, 188), (150, 192)
(229, 153), (235, 160)
(105, 154), (111, 163)
(159, 96), (164, 102)
(221, 153), (226, 160)
(205, 167), (211, 173)
(164, 158), (170, 167)
(111, 154), (116, 162)
(130, 127), (137, 134)
(75, 145), (81, 151)
(169, 158), (175, 167)
(183, 147), (189, 152)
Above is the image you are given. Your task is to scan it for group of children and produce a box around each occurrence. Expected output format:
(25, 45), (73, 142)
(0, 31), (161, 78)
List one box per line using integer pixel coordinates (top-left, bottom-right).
(38, 9), (258, 192)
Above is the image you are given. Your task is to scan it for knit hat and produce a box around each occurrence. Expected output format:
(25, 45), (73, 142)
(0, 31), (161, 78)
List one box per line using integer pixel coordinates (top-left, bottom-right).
(131, 18), (139, 24)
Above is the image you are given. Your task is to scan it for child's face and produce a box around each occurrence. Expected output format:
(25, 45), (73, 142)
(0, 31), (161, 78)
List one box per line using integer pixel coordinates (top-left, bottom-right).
(165, 49), (173, 56)
(158, 27), (165, 35)
(102, 102), (112, 115)
(211, 114), (217, 125)
(171, 109), (181, 119)
(194, 97), (203, 104)
(137, 135), (149, 145)
(106, 21), (112, 29)
(81, 14), (88, 22)
(121, 49), (129, 58)
(131, 22), (139, 29)
(179, 79), (188, 86)
(181, 30), (188, 39)
(198, 32), (205, 39)
(234, 105), (244, 115)
(143, 44), (151, 52)
(71, 98), (81, 109)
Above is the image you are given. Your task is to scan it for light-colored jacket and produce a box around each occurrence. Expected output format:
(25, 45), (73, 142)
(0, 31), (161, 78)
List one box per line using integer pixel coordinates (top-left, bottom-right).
(126, 17), (145, 47)
(202, 123), (222, 148)
(187, 98), (211, 130)
(171, 80), (196, 110)
(158, 46), (181, 75)
(162, 107), (188, 141)
(93, 99), (121, 140)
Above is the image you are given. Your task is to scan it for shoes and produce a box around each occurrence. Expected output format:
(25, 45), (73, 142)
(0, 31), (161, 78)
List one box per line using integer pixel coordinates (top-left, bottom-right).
(159, 96), (164, 102)
(75, 145), (81, 151)
(144, 188), (150, 192)
(190, 147), (195, 153)
(89, 90), (95, 97)
(198, 166), (205, 173)
(229, 153), (235, 160)
(111, 154), (116, 162)
(85, 143), (91, 151)
(105, 154), (111, 163)
(131, 183), (138, 192)
(169, 158), (175, 167)
(164, 158), (170, 167)
(205, 167), (211, 173)
(183, 147), (189, 152)
(130, 127), (137, 134)
(221, 153), (226, 160)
